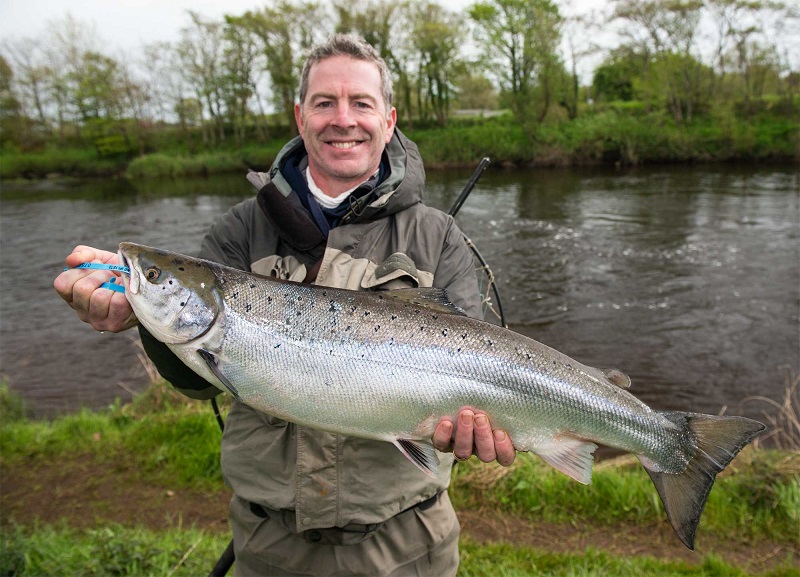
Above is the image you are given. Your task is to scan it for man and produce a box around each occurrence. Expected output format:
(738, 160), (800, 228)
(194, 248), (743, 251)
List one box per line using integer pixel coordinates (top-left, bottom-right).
(55, 34), (514, 576)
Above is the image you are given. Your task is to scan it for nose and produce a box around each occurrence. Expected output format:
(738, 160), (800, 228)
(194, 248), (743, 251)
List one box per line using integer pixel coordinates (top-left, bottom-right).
(332, 102), (357, 128)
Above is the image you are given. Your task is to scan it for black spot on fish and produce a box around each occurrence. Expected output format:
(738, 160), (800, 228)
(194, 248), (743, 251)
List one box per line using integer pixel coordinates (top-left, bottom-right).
(391, 315), (397, 320)
(351, 306), (357, 313)
(169, 280), (173, 285)
(374, 325), (380, 332)
(296, 311), (302, 317)
(232, 291), (239, 299)
(345, 325), (352, 331)
(250, 284), (256, 289)
(364, 311), (370, 317)
(180, 301), (186, 307)
(442, 329), (448, 336)
(378, 294), (384, 300)
(432, 314), (438, 320)
(322, 290), (327, 297)
(274, 344), (281, 349)
(461, 333), (468, 340)
(246, 304), (252, 312)
(267, 296), (273, 303)
(178, 267), (185, 271)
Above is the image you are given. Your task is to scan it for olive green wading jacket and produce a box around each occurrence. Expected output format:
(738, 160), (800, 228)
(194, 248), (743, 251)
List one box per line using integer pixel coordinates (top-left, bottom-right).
(140, 130), (481, 532)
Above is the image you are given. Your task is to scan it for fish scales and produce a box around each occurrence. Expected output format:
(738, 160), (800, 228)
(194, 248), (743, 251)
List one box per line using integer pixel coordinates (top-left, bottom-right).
(118, 242), (766, 550)
(215, 264), (686, 469)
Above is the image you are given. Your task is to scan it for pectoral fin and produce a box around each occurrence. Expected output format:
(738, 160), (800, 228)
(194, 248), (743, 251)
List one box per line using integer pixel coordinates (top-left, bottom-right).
(197, 349), (240, 400)
(535, 435), (598, 485)
(393, 439), (441, 478)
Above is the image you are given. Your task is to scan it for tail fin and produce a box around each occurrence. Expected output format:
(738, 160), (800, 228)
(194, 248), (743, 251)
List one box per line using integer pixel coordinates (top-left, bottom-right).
(642, 412), (765, 550)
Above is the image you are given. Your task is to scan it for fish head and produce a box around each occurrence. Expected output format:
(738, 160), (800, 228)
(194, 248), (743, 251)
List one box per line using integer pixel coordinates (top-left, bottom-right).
(118, 242), (220, 344)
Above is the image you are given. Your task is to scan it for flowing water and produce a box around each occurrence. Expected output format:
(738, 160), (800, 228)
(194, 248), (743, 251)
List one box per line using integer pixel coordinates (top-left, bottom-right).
(1, 165), (797, 422)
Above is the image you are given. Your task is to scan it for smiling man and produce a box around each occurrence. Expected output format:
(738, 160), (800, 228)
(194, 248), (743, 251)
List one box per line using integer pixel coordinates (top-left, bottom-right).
(55, 33), (514, 577)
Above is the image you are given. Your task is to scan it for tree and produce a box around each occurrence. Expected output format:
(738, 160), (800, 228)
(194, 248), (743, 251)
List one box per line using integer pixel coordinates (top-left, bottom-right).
(1, 38), (50, 133)
(333, 0), (415, 123)
(409, 1), (465, 125)
(222, 16), (264, 145)
(176, 11), (227, 146)
(610, 0), (708, 125)
(242, 1), (328, 135)
(707, 0), (793, 114)
(469, 0), (563, 140)
(452, 70), (499, 110)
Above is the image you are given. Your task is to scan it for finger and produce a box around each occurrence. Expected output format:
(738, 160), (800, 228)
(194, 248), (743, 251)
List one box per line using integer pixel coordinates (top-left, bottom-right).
(473, 413), (497, 463)
(453, 409), (475, 460)
(64, 246), (119, 268)
(432, 419), (454, 452)
(70, 271), (117, 321)
(493, 430), (516, 467)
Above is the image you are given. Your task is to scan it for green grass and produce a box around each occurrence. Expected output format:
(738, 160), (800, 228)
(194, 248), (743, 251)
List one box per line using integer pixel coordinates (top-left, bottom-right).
(457, 538), (800, 576)
(0, 523), (229, 577)
(450, 450), (799, 546)
(0, 382), (226, 491)
(1, 525), (797, 577)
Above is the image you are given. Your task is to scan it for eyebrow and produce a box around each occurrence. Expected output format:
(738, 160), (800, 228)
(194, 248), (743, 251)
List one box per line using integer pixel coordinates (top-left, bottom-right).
(309, 91), (380, 105)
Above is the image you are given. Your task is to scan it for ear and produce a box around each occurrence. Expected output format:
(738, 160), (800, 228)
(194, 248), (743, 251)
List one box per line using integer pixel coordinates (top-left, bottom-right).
(385, 107), (397, 143)
(295, 103), (304, 134)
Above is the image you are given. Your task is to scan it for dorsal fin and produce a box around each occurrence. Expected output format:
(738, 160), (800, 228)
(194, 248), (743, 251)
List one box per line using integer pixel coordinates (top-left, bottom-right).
(603, 368), (632, 388)
(383, 288), (467, 317)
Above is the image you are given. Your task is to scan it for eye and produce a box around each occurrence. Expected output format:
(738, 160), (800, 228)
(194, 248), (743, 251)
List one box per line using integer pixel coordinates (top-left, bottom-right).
(145, 267), (161, 282)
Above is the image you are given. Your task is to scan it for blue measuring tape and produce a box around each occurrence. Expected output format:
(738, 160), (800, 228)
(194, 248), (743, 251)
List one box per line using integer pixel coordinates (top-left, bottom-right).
(66, 262), (130, 293)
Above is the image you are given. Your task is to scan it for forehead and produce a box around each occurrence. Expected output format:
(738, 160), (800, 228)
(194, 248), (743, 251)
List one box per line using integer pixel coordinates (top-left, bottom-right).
(305, 55), (384, 103)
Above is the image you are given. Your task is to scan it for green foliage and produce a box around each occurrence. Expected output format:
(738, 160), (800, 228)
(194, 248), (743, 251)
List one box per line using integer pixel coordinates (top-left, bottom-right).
(0, 524), (229, 577)
(0, 383), (27, 423)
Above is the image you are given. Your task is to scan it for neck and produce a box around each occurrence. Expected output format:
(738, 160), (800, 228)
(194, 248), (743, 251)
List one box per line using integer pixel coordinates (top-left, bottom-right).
(307, 165), (380, 198)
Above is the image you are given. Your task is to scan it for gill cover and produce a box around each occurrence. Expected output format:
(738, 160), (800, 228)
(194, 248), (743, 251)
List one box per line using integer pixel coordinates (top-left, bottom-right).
(119, 242), (221, 344)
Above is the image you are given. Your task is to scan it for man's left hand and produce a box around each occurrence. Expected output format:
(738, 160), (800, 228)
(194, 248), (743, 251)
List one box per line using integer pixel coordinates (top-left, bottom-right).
(432, 409), (516, 466)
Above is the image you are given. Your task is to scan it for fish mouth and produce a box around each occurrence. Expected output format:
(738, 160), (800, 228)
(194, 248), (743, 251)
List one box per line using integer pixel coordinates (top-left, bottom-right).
(117, 245), (139, 295)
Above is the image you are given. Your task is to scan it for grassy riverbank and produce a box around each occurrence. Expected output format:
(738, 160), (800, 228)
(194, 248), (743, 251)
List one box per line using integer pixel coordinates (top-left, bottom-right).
(1, 108), (797, 181)
(1, 382), (798, 576)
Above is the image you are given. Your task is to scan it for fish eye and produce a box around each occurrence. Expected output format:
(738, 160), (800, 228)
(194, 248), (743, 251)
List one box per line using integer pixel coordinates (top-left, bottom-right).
(145, 267), (161, 282)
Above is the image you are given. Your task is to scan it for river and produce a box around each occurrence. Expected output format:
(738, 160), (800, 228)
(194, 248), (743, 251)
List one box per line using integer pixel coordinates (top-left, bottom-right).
(1, 165), (797, 423)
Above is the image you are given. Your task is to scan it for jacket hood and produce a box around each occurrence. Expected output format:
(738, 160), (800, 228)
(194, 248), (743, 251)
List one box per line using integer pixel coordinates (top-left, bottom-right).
(268, 128), (425, 225)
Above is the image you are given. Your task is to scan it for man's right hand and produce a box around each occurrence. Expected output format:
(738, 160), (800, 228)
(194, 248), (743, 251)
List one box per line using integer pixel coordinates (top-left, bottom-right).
(54, 245), (138, 333)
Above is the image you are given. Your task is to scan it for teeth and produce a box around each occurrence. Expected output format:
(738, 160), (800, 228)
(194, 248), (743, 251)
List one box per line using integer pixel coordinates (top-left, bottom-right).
(330, 141), (358, 149)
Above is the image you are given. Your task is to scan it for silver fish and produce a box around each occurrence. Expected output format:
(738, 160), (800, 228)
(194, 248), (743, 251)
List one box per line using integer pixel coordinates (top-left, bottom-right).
(118, 242), (765, 550)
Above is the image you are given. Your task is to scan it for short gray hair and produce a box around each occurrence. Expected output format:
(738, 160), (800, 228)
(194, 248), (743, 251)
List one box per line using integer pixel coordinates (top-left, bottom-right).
(297, 33), (393, 112)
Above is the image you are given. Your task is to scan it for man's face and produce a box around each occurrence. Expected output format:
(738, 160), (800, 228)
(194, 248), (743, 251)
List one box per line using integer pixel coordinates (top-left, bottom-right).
(295, 55), (397, 197)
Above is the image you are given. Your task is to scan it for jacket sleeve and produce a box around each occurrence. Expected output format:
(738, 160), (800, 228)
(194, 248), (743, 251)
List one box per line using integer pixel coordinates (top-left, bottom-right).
(433, 217), (483, 320)
(137, 198), (258, 400)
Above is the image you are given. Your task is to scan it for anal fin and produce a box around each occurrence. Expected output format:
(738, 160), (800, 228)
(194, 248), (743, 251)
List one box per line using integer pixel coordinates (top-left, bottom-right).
(393, 439), (441, 478)
(197, 349), (240, 399)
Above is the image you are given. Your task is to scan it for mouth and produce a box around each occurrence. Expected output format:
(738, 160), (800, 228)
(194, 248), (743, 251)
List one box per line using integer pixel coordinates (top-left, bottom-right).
(327, 141), (361, 150)
(117, 247), (139, 295)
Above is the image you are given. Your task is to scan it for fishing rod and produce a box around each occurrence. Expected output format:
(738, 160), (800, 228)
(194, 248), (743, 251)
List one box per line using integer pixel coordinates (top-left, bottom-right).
(449, 157), (507, 328)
